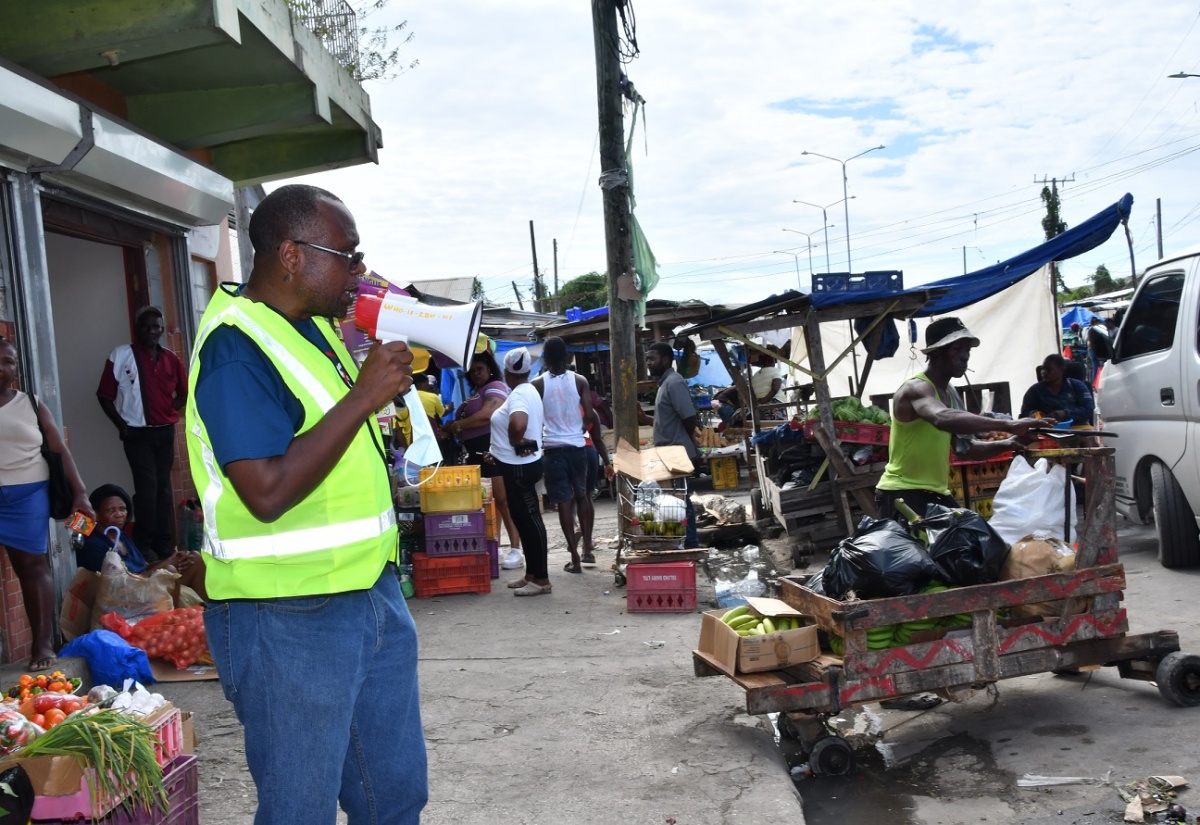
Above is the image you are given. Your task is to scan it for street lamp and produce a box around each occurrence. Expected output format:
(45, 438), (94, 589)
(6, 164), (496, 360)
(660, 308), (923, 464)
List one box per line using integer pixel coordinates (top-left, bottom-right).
(792, 198), (852, 272)
(800, 145), (885, 272)
(772, 250), (803, 291)
(1169, 71), (1200, 78)
(781, 225), (833, 277)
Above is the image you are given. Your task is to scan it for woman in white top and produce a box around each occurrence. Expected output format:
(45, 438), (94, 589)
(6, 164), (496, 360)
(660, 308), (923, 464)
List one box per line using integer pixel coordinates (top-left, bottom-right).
(486, 348), (552, 597)
(0, 338), (93, 671)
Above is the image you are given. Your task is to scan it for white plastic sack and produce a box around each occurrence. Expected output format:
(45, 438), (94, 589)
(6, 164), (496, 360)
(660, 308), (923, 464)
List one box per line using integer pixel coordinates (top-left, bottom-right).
(988, 456), (1077, 547)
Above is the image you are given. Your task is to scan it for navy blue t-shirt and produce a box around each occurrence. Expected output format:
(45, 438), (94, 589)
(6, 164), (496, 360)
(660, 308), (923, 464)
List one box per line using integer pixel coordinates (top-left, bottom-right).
(77, 528), (148, 574)
(194, 319), (334, 471)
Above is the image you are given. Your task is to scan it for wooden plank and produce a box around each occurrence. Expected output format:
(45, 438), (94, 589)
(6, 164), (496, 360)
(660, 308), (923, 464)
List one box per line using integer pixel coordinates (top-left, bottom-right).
(972, 609), (1000, 682)
(778, 565), (1127, 631)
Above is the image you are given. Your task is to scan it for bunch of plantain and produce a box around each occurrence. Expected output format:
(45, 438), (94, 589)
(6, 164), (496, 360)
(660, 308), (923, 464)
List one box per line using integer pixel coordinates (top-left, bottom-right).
(720, 606), (803, 637)
(830, 625), (898, 651)
(698, 427), (728, 449)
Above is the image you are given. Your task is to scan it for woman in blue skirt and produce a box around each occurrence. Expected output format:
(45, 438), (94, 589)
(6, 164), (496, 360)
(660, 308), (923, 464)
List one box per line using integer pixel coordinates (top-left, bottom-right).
(0, 338), (92, 671)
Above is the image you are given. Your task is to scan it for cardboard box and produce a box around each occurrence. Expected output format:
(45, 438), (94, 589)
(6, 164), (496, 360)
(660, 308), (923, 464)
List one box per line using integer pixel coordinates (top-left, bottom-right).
(614, 440), (695, 482)
(181, 711), (196, 755)
(697, 597), (819, 673)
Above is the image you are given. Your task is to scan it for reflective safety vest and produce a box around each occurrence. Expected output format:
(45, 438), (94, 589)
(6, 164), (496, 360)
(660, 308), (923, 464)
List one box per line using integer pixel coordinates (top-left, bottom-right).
(185, 286), (397, 600)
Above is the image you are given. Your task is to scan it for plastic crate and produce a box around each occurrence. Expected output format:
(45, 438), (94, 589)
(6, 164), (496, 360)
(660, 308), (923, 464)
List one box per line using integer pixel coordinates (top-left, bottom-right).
(425, 531), (488, 557)
(801, 419), (889, 445)
(424, 510), (485, 541)
(625, 561), (697, 613)
(709, 456), (739, 490)
(487, 540), (499, 579)
(971, 496), (995, 520)
(147, 706), (184, 767)
(412, 551), (491, 598)
(483, 499), (500, 540)
(811, 270), (903, 294)
(419, 466), (483, 513)
(30, 753), (197, 825)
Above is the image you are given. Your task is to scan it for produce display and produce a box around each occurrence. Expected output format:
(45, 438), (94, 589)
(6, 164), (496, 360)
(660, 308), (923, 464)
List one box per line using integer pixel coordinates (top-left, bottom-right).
(720, 605), (803, 637)
(6, 671), (83, 700)
(804, 396), (890, 425)
(635, 509), (686, 537)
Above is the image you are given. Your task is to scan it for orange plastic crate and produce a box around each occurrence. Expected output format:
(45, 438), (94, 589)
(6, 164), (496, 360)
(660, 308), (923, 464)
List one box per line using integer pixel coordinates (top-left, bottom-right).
(412, 551), (491, 598)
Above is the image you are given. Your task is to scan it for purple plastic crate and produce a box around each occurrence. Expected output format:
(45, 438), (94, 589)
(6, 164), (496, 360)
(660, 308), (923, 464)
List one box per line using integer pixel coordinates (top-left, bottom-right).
(423, 510), (485, 541)
(487, 540), (499, 579)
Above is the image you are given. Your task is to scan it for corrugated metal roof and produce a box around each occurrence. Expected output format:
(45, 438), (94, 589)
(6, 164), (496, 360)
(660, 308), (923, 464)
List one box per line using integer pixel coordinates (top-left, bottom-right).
(406, 277), (477, 303)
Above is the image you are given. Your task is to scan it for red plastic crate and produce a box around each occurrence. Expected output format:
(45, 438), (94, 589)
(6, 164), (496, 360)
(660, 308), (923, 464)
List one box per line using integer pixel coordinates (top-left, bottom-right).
(486, 540), (499, 579)
(412, 551), (491, 598)
(801, 419), (890, 445)
(626, 589), (698, 613)
(625, 561), (697, 613)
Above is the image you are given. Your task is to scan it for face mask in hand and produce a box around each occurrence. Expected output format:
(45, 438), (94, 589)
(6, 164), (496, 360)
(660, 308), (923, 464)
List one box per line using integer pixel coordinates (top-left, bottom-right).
(397, 385), (444, 483)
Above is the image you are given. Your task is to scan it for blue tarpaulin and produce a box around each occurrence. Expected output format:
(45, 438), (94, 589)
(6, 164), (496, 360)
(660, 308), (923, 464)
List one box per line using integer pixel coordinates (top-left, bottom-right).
(1061, 305), (1100, 330)
(808, 194), (1133, 316)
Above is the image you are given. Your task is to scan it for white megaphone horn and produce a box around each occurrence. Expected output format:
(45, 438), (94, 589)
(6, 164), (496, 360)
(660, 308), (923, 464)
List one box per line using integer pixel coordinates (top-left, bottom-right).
(354, 291), (483, 369)
(354, 291), (484, 475)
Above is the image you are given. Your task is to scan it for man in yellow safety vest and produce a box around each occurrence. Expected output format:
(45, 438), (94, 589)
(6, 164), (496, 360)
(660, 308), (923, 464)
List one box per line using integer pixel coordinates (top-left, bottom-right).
(185, 184), (424, 823)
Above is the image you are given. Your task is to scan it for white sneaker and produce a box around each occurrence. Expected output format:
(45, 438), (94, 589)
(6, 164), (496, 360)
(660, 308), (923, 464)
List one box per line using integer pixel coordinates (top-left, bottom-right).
(500, 549), (525, 570)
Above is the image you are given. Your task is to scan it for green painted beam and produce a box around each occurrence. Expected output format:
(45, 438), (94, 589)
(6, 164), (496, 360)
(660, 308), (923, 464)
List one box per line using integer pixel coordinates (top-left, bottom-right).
(127, 83), (323, 149)
(211, 127), (380, 187)
(1, 0), (230, 76)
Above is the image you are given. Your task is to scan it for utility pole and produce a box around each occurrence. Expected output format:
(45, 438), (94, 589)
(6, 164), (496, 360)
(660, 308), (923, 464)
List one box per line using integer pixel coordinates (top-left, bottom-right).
(553, 238), (560, 314)
(1036, 174), (1073, 306)
(511, 281), (525, 311)
(592, 0), (640, 455)
(1157, 198), (1164, 260)
(528, 220), (542, 313)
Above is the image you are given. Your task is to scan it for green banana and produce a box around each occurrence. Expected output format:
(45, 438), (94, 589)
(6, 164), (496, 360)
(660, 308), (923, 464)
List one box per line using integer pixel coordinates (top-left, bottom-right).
(728, 615), (759, 630)
(761, 617), (776, 634)
(721, 606), (751, 625)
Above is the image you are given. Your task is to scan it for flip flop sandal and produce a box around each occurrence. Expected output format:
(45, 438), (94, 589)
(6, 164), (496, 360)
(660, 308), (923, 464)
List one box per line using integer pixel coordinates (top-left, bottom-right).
(580, 553), (597, 568)
(506, 577), (532, 589)
(514, 582), (551, 597)
(563, 562), (582, 574)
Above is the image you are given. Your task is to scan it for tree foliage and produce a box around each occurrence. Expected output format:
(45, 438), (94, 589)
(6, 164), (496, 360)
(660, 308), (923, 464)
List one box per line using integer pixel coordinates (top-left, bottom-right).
(1041, 185), (1069, 293)
(555, 272), (608, 311)
(471, 277), (485, 302)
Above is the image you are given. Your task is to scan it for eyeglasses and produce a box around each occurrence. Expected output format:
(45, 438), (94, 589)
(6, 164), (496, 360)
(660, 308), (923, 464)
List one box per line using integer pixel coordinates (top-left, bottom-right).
(291, 240), (365, 270)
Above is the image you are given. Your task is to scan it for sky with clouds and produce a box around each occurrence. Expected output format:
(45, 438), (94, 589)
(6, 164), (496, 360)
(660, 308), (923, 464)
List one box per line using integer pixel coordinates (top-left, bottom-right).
(294, 1), (1200, 310)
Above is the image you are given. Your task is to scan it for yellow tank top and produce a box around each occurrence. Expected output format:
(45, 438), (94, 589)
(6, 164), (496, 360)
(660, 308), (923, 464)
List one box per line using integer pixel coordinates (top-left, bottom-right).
(876, 373), (957, 495)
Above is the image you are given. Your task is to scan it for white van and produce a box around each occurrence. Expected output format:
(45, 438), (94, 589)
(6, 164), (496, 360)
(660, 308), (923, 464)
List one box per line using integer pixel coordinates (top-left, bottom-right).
(1098, 247), (1199, 567)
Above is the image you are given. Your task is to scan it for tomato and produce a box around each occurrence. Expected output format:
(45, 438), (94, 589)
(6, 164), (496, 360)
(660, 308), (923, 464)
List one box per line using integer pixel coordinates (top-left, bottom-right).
(17, 698), (34, 719)
(31, 714), (45, 729)
(59, 698), (81, 714)
(43, 709), (65, 728)
(34, 675), (47, 689)
(47, 681), (65, 692)
(17, 675), (32, 688)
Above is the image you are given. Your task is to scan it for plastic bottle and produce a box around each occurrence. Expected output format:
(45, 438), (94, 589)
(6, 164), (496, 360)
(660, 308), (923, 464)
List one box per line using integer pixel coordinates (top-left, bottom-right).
(741, 545), (760, 562)
(741, 569), (766, 598)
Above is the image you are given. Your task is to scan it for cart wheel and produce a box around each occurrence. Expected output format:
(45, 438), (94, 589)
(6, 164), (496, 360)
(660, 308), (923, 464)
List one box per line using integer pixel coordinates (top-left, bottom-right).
(809, 736), (856, 777)
(1156, 652), (1200, 707)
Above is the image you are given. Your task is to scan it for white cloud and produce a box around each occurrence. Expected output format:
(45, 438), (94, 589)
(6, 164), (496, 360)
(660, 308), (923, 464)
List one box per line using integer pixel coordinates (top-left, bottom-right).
(293, 0), (1200, 309)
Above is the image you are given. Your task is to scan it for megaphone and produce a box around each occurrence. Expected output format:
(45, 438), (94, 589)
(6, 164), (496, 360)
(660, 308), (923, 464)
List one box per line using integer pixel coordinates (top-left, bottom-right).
(355, 291), (484, 475)
(355, 292), (483, 369)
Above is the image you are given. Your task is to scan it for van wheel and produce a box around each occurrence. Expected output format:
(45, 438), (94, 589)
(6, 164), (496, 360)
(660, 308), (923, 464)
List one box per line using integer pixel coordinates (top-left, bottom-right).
(1151, 463), (1200, 568)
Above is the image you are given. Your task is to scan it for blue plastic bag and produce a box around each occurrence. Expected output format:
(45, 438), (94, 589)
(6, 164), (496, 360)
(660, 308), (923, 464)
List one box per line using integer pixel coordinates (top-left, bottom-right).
(60, 629), (154, 688)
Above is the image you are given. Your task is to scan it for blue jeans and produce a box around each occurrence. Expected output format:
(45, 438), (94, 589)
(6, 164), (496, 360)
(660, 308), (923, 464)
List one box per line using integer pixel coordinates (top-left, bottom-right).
(685, 493), (699, 549)
(204, 568), (427, 825)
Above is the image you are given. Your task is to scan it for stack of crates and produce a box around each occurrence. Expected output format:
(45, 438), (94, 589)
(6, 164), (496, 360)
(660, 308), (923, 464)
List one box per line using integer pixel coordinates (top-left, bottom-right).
(414, 465), (491, 597)
(483, 495), (501, 579)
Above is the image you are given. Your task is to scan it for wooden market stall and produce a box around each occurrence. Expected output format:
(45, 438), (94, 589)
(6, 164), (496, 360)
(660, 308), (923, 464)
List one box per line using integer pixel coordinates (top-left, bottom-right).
(682, 288), (938, 545)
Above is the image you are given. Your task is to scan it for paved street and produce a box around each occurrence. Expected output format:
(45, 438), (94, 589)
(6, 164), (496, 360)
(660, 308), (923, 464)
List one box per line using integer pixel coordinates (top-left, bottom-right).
(46, 500), (1200, 825)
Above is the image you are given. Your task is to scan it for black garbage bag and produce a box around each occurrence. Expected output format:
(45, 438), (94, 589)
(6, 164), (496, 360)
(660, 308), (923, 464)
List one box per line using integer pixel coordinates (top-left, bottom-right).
(801, 567), (827, 596)
(921, 504), (1011, 586)
(0, 764), (34, 825)
(822, 517), (942, 600)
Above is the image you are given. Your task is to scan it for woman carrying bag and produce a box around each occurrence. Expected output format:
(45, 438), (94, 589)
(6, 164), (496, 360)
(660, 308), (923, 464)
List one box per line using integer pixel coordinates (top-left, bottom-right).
(0, 338), (93, 671)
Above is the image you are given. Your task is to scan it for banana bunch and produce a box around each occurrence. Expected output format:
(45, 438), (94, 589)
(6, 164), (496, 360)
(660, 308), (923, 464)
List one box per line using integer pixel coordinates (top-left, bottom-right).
(828, 624), (899, 652)
(720, 606), (802, 637)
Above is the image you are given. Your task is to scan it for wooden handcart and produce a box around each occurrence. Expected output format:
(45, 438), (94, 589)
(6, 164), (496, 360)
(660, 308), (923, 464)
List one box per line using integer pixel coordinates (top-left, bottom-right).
(693, 446), (1200, 775)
